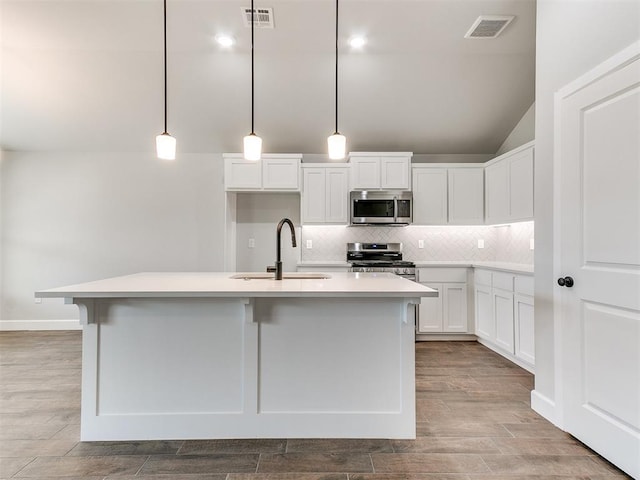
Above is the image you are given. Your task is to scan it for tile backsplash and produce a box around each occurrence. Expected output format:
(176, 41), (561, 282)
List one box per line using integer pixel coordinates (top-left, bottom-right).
(301, 221), (534, 265)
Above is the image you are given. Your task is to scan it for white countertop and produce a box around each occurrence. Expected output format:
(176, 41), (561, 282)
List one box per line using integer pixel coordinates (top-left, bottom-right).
(297, 261), (351, 267)
(35, 272), (438, 299)
(413, 261), (533, 274)
(297, 260), (534, 275)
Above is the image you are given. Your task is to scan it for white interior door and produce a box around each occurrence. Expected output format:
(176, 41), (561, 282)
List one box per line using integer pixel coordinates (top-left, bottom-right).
(557, 42), (640, 478)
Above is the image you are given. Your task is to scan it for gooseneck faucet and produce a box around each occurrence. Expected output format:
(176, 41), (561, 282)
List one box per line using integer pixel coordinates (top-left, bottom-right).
(272, 218), (297, 280)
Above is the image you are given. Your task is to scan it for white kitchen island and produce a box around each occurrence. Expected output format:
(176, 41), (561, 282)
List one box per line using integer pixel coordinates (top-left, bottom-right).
(36, 272), (436, 441)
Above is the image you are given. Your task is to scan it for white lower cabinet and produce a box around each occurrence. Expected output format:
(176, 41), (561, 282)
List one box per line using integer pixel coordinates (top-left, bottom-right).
(474, 283), (494, 340)
(493, 288), (515, 352)
(514, 293), (535, 365)
(417, 268), (469, 334)
(474, 268), (535, 372)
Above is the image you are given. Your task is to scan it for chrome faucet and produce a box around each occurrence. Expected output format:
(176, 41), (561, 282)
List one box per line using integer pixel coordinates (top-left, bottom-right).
(267, 218), (297, 280)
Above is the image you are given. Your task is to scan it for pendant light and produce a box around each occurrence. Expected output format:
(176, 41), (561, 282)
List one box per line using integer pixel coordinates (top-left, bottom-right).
(156, 0), (176, 160)
(327, 0), (346, 160)
(243, 0), (262, 160)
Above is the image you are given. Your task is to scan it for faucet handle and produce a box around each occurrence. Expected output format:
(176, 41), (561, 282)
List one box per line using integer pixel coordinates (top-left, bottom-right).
(266, 265), (276, 273)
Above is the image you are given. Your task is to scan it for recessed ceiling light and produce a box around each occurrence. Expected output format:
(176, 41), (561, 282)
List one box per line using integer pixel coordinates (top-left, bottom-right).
(215, 34), (235, 47)
(349, 36), (366, 49)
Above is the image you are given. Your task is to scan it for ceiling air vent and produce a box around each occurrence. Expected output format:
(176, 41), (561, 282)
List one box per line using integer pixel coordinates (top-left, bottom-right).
(242, 7), (274, 28)
(464, 15), (514, 39)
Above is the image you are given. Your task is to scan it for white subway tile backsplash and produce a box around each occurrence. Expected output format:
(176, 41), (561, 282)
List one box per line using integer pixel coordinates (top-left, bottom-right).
(301, 221), (534, 265)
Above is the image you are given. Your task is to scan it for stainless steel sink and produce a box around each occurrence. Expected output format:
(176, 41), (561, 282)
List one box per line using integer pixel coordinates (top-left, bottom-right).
(230, 273), (332, 280)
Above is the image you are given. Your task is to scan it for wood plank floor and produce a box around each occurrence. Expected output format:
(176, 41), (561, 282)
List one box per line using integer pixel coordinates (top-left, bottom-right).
(0, 331), (630, 479)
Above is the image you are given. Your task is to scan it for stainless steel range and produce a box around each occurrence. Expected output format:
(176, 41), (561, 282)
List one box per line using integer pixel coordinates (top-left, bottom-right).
(347, 242), (416, 281)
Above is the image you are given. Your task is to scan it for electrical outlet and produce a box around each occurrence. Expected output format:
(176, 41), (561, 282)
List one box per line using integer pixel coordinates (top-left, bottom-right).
(306, 240), (313, 249)
(248, 238), (255, 248)
(477, 239), (485, 249)
(530, 238), (535, 250)
(418, 240), (424, 249)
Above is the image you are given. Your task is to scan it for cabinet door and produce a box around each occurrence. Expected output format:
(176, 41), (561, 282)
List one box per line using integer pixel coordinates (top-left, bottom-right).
(494, 288), (515, 353)
(351, 157), (380, 189)
(475, 284), (494, 340)
(263, 158), (300, 190)
(224, 158), (262, 190)
(514, 293), (535, 366)
(448, 168), (484, 224)
(412, 168), (448, 225)
(443, 283), (468, 332)
(380, 157), (410, 190)
(418, 283), (443, 333)
(325, 168), (349, 223)
(509, 148), (534, 220)
(302, 168), (326, 224)
(485, 160), (509, 223)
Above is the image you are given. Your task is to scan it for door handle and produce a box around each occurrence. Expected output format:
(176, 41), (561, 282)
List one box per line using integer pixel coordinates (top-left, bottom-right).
(557, 276), (574, 288)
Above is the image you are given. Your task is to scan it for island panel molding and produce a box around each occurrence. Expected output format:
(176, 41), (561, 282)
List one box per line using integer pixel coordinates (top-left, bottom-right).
(38, 272), (434, 440)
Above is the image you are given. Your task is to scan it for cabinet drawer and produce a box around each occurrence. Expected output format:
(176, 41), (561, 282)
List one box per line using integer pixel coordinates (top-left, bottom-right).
(493, 272), (514, 291)
(417, 268), (467, 283)
(514, 275), (534, 296)
(474, 269), (492, 287)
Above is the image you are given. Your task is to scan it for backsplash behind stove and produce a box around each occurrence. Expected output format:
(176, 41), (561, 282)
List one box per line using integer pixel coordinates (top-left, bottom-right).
(301, 221), (534, 265)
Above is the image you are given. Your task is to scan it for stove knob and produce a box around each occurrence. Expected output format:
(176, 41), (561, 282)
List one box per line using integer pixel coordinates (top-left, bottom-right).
(404, 268), (410, 275)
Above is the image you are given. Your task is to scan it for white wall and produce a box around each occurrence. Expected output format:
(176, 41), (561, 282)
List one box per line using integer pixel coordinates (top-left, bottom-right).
(496, 103), (535, 156)
(534, 0), (640, 420)
(0, 151), (225, 327)
(235, 193), (300, 272)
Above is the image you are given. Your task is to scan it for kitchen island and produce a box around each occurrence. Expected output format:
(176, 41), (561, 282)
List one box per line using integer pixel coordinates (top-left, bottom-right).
(36, 272), (436, 441)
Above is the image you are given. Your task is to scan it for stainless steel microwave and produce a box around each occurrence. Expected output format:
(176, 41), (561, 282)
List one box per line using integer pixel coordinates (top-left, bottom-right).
(350, 191), (412, 225)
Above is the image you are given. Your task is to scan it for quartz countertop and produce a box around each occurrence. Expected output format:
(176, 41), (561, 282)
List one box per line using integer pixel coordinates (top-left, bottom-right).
(413, 261), (533, 274)
(297, 261), (351, 267)
(35, 272), (437, 299)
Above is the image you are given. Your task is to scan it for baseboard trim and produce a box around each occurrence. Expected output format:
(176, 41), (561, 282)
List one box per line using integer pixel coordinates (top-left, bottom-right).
(0, 320), (81, 331)
(415, 333), (477, 341)
(531, 390), (561, 428)
(476, 337), (534, 374)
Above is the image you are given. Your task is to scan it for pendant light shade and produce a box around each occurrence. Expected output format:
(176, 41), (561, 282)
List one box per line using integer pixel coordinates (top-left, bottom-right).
(243, 133), (262, 161)
(156, 0), (176, 160)
(328, 0), (346, 160)
(156, 133), (176, 160)
(243, 0), (262, 160)
(328, 132), (346, 160)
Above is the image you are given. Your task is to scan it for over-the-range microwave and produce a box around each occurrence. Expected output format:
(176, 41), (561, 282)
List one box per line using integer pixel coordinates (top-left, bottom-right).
(350, 190), (412, 226)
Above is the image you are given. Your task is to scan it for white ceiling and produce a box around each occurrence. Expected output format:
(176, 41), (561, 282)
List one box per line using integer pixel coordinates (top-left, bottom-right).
(0, 0), (536, 155)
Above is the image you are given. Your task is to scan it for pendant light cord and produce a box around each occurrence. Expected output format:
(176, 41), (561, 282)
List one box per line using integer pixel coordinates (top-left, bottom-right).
(163, 0), (168, 135)
(250, 0), (255, 135)
(334, 0), (339, 134)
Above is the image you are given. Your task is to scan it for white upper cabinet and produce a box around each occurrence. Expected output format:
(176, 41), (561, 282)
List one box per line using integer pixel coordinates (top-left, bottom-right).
(485, 142), (534, 223)
(301, 164), (349, 224)
(412, 168), (448, 224)
(224, 157), (262, 190)
(485, 160), (510, 222)
(349, 152), (412, 190)
(224, 154), (302, 191)
(412, 165), (484, 225)
(448, 167), (484, 225)
(509, 148), (535, 220)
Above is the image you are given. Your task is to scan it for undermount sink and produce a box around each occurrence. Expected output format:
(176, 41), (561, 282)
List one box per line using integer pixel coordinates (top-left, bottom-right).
(230, 272), (332, 280)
